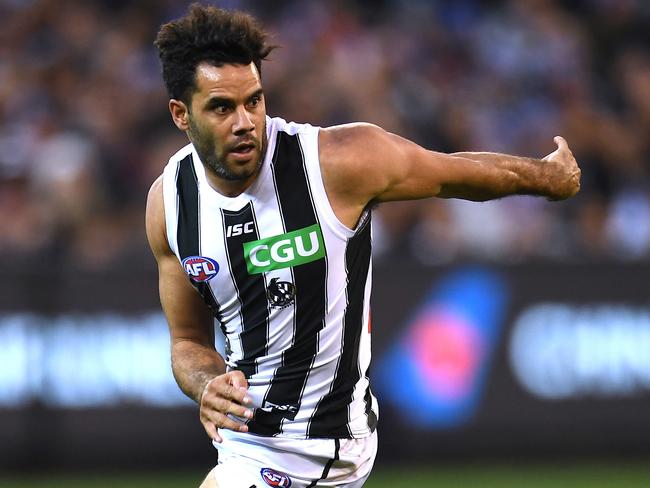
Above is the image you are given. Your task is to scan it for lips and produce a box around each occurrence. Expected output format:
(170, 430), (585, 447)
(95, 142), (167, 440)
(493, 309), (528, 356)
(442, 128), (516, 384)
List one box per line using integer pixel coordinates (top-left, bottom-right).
(227, 140), (258, 164)
(230, 141), (256, 154)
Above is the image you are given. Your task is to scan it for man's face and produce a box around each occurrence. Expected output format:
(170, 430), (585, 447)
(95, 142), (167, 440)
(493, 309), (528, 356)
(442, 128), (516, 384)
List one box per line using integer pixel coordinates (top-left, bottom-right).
(186, 62), (267, 183)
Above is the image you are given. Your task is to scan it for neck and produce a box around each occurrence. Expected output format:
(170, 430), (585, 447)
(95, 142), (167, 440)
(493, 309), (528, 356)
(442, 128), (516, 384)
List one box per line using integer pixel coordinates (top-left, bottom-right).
(203, 166), (261, 197)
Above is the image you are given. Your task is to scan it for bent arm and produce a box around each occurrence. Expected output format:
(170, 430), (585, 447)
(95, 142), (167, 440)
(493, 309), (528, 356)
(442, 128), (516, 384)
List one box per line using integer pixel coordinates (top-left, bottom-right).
(145, 176), (225, 403)
(146, 176), (253, 442)
(159, 250), (225, 403)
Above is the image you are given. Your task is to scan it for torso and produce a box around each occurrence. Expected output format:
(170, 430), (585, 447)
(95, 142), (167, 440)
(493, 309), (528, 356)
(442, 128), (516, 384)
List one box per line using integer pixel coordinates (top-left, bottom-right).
(161, 116), (378, 440)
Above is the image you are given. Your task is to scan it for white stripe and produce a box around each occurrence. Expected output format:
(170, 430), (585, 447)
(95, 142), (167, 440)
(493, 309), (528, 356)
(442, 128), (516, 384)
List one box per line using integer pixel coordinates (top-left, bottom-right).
(348, 261), (375, 436)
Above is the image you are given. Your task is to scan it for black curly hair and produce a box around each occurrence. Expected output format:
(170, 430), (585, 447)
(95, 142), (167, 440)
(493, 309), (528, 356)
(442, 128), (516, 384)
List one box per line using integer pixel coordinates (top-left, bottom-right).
(154, 3), (275, 104)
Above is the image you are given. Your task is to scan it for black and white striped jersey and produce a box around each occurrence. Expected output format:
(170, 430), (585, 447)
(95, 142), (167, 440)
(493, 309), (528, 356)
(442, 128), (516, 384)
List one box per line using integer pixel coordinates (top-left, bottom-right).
(162, 116), (378, 440)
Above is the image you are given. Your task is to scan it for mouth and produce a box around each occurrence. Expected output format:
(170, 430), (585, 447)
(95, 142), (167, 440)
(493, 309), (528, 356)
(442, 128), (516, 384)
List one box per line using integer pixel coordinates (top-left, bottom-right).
(229, 141), (257, 157)
(227, 141), (258, 164)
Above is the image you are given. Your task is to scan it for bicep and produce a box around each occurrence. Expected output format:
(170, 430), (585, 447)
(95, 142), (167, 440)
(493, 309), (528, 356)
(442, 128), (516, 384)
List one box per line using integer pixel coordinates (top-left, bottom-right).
(158, 253), (216, 347)
(322, 124), (488, 206)
(369, 130), (491, 203)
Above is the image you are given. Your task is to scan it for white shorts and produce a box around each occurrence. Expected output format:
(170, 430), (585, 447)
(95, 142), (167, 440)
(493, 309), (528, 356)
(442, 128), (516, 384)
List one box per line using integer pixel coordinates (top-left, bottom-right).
(207, 430), (378, 487)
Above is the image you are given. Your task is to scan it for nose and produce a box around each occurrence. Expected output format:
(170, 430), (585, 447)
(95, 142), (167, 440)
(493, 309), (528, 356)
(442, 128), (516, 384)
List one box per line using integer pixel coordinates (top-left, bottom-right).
(233, 105), (255, 135)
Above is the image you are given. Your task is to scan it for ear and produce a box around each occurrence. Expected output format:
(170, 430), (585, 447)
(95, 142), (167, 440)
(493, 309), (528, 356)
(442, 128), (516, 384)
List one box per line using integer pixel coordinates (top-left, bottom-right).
(169, 99), (190, 131)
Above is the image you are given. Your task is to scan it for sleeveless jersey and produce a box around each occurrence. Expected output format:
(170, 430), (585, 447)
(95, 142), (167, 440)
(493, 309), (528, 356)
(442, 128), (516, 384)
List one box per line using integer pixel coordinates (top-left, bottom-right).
(162, 116), (378, 440)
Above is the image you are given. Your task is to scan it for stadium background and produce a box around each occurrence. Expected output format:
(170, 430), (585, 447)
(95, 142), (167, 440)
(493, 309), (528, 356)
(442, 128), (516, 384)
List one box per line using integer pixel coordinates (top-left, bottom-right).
(1, 0), (649, 486)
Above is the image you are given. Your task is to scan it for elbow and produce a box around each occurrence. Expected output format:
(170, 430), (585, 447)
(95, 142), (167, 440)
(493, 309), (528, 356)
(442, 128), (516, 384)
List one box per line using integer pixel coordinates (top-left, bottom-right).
(437, 183), (497, 201)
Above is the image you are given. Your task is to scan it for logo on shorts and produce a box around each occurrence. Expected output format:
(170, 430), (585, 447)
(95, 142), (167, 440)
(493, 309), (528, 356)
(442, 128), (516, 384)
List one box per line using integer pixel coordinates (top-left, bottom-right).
(182, 256), (219, 282)
(266, 278), (295, 309)
(260, 468), (292, 487)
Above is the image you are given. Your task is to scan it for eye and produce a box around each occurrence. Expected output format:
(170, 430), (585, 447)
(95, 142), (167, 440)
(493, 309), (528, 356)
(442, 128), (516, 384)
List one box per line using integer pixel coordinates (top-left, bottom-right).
(248, 95), (262, 108)
(214, 103), (230, 115)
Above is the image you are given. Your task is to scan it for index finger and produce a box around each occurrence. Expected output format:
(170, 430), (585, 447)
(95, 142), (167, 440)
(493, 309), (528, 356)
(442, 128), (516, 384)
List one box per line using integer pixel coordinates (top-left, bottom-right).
(218, 373), (251, 405)
(227, 370), (249, 390)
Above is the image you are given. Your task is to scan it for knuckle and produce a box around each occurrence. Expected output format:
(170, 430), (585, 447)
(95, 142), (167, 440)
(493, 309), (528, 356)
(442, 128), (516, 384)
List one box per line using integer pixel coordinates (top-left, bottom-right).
(211, 379), (225, 394)
(212, 397), (228, 413)
(206, 378), (221, 394)
(211, 412), (226, 427)
(221, 419), (238, 431)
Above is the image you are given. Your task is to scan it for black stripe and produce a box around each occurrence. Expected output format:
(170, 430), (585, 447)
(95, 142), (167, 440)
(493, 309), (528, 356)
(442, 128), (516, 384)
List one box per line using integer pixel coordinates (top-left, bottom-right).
(248, 131), (327, 436)
(176, 155), (220, 318)
(364, 380), (378, 432)
(308, 215), (372, 438)
(176, 155), (200, 259)
(306, 439), (340, 488)
(222, 202), (269, 378)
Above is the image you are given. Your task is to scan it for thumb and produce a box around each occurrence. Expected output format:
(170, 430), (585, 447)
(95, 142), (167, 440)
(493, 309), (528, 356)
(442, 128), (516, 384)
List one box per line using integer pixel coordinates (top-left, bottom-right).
(553, 136), (569, 151)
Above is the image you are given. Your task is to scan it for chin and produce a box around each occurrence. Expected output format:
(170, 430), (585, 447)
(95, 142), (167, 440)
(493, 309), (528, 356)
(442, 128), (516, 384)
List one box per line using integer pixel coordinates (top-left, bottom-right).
(233, 154), (263, 174)
(215, 160), (262, 181)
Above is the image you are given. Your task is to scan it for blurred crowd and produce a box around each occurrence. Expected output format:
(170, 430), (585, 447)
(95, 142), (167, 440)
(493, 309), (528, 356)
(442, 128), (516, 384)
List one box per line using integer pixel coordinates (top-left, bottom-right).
(0, 0), (648, 269)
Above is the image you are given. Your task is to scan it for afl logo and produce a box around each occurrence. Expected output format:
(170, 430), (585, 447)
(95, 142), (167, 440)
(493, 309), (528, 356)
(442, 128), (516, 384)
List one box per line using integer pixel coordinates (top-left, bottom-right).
(260, 468), (292, 487)
(182, 256), (219, 282)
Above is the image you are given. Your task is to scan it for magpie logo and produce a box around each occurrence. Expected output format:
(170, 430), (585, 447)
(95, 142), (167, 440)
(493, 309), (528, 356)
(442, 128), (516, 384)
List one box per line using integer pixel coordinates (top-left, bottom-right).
(266, 278), (295, 309)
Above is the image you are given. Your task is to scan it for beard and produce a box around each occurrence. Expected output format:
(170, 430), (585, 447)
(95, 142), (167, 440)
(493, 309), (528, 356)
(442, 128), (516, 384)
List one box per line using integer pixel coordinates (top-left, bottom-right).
(188, 118), (267, 181)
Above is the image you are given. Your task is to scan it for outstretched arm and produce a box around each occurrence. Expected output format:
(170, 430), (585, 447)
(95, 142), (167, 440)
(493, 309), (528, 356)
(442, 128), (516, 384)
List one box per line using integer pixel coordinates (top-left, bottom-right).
(447, 136), (580, 201)
(145, 176), (252, 442)
(318, 124), (580, 228)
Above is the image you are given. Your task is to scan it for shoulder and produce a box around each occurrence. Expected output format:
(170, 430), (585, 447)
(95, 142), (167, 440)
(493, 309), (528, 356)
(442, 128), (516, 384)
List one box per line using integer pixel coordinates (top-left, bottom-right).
(146, 174), (164, 213)
(318, 123), (412, 200)
(146, 141), (192, 245)
(313, 124), (398, 223)
(145, 175), (170, 259)
(319, 122), (418, 171)
(319, 122), (387, 158)
(319, 123), (388, 180)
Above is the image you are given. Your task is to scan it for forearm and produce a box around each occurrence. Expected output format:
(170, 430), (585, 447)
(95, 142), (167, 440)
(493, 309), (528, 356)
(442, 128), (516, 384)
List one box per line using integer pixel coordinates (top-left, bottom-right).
(445, 151), (563, 201)
(171, 339), (227, 403)
(452, 152), (540, 166)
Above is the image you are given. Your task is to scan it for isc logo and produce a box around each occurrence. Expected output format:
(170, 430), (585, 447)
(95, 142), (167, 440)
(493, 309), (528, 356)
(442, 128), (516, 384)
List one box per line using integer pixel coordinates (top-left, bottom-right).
(260, 468), (292, 487)
(181, 256), (219, 282)
(226, 222), (254, 237)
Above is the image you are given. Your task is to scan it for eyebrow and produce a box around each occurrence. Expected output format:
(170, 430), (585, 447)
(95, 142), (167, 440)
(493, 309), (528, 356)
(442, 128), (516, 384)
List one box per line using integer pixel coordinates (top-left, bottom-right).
(204, 96), (234, 110)
(203, 89), (264, 109)
(248, 89), (264, 101)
